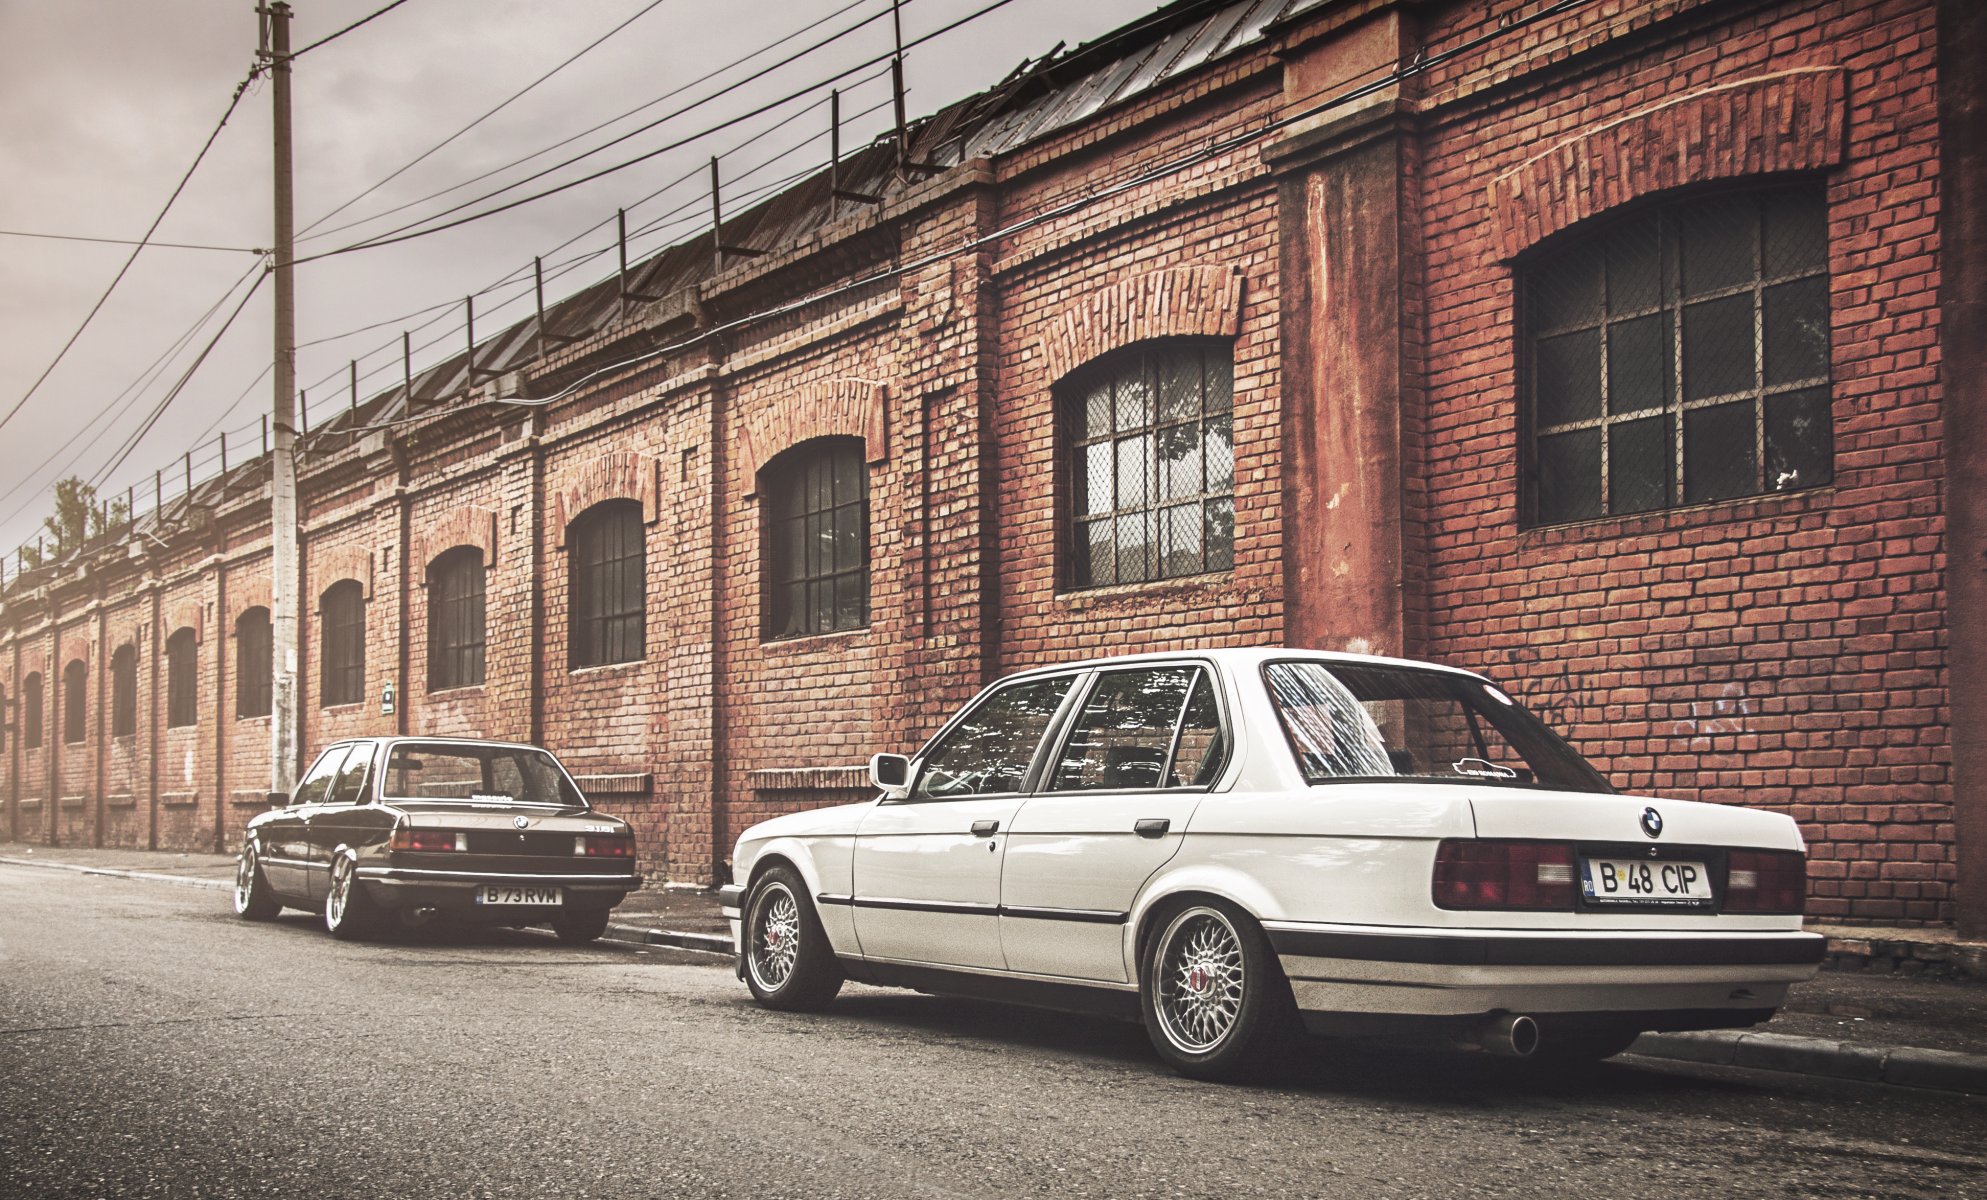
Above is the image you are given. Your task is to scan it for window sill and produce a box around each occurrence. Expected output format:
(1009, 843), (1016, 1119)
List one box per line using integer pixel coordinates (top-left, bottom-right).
(1055, 571), (1235, 611)
(761, 626), (871, 653)
(17, 798), (42, 808)
(106, 794), (137, 809)
(166, 724), (199, 733)
(568, 658), (647, 678)
(320, 701), (366, 713)
(236, 714), (271, 725)
(427, 684), (486, 698)
(58, 796), (87, 810)
(161, 792), (198, 809)
(1520, 486), (1834, 546)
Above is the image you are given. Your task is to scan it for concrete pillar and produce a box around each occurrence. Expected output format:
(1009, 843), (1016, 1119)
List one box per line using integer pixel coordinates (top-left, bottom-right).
(1940, 0), (1987, 937)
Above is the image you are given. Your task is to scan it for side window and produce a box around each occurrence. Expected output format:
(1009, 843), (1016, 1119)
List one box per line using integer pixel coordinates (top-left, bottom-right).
(1052, 667), (1201, 792)
(1168, 671), (1225, 787)
(326, 745), (373, 806)
(293, 746), (351, 807)
(912, 676), (1075, 799)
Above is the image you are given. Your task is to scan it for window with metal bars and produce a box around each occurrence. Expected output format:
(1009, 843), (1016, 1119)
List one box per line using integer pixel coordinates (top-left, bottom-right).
(166, 632), (197, 728)
(569, 500), (646, 667)
(320, 580), (366, 707)
(761, 438), (869, 640)
(236, 608), (272, 719)
(1064, 340), (1235, 589)
(22, 673), (42, 748)
(1524, 185), (1832, 526)
(111, 644), (137, 738)
(427, 547), (486, 691)
(62, 660), (86, 745)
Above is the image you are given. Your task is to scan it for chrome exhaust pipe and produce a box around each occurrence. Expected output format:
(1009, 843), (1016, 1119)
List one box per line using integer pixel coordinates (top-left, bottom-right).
(1475, 1013), (1540, 1058)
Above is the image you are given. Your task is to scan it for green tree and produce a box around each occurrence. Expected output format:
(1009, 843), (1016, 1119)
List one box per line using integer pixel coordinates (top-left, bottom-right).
(35, 477), (129, 559)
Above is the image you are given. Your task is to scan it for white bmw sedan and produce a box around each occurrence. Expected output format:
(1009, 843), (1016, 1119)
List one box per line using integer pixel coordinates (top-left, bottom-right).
(720, 648), (1822, 1080)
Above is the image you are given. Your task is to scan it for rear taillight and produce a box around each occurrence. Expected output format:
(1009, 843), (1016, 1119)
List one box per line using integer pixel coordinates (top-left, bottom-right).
(575, 836), (634, 858)
(1433, 839), (1576, 910)
(1723, 849), (1805, 913)
(391, 829), (467, 852)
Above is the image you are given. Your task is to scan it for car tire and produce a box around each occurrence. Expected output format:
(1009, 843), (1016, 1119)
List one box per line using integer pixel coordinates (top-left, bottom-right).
(233, 843), (281, 921)
(1529, 1028), (1643, 1064)
(324, 853), (379, 941)
(552, 909), (611, 944)
(742, 865), (842, 1012)
(1139, 899), (1299, 1082)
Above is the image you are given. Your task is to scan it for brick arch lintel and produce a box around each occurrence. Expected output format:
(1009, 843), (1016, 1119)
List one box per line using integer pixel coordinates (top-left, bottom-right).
(166, 600), (204, 644)
(411, 506), (498, 578)
(313, 545), (375, 606)
(229, 574), (273, 623)
(737, 378), (889, 499)
(1037, 265), (1246, 388)
(60, 635), (90, 668)
(550, 451), (662, 548)
(1487, 67), (1847, 261)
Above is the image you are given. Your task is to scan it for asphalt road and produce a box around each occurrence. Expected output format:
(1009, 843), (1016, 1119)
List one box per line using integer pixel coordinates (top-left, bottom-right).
(3, 866), (1984, 1200)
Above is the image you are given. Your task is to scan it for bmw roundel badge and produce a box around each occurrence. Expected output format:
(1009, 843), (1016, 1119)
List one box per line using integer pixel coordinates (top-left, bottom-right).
(513, 815), (529, 829)
(1640, 807), (1664, 839)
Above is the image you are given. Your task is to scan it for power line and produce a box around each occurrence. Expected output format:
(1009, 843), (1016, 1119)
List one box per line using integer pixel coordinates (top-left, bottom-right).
(290, 0), (416, 58)
(300, 0), (880, 246)
(0, 68), (260, 439)
(299, 0), (681, 239)
(0, 229), (262, 254)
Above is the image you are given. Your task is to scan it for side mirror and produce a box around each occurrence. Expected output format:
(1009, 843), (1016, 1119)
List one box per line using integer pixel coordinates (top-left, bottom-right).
(869, 752), (912, 798)
(267, 790), (290, 809)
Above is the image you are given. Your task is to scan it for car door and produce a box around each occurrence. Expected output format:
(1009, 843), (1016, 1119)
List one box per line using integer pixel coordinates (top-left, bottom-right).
(850, 672), (1083, 971)
(262, 744), (349, 898)
(305, 740), (388, 904)
(999, 664), (1227, 982)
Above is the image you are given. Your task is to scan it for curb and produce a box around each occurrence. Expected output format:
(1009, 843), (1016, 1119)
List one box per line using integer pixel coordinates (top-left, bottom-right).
(1629, 1030), (1987, 1095)
(0, 854), (231, 892)
(603, 922), (732, 955)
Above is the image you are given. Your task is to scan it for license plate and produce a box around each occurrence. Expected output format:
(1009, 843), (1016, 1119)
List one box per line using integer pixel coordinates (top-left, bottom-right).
(475, 885), (562, 906)
(1581, 858), (1713, 906)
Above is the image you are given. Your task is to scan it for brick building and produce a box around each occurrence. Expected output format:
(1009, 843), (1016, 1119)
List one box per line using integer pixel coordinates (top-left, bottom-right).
(4, 0), (1983, 931)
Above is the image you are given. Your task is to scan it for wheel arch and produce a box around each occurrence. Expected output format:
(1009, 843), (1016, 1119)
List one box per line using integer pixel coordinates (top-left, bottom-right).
(1127, 866), (1280, 987)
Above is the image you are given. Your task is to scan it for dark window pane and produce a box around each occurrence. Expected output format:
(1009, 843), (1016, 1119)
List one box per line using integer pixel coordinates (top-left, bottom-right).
(914, 676), (1075, 798)
(1681, 294), (1755, 400)
(166, 634), (198, 727)
(237, 608), (272, 719)
(760, 438), (867, 638)
(1115, 511), (1151, 582)
(1083, 383), (1111, 439)
(1204, 353), (1232, 413)
(1766, 386), (1833, 492)
(1684, 401), (1758, 504)
(1113, 371), (1151, 433)
(1081, 442), (1114, 515)
(111, 647), (137, 738)
(1607, 223), (1661, 313)
(1157, 502), (1203, 578)
(1607, 314), (1667, 414)
(1079, 519), (1115, 588)
(1052, 667), (1195, 791)
(63, 661), (86, 744)
(1537, 428), (1601, 524)
(1608, 415), (1672, 515)
(1204, 497), (1235, 573)
(1535, 330), (1601, 426)
(1206, 415), (1234, 492)
(1157, 352), (1199, 423)
(1531, 251), (1601, 331)
(321, 581), (366, 708)
(1763, 190), (1828, 278)
(428, 549), (486, 689)
(23, 675), (42, 748)
(1763, 277), (1830, 385)
(1678, 194), (1756, 296)
(1157, 423), (1202, 501)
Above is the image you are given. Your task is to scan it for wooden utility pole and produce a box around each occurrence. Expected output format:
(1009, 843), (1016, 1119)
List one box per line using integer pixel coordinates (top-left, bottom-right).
(260, 1), (300, 801)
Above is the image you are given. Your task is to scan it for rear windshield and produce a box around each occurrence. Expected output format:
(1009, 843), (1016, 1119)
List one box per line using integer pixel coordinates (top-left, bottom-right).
(1262, 661), (1612, 793)
(382, 743), (586, 807)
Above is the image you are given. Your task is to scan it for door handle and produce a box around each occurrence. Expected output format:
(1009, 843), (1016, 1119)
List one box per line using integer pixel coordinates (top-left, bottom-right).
(1134, 818), (1170, 838)
(971, 819), (1000, 837)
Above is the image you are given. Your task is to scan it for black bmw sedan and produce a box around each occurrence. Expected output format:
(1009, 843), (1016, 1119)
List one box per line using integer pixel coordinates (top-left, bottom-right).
(233, 737), (641, 942)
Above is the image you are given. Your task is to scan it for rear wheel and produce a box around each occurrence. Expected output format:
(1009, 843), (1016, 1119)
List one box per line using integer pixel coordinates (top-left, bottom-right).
(233, 843), (280, 921)
(1139, 900), (1298, 1082)
(743, 866), (842, 1011)
(324, 854), (379, 941)
(552, 909), (611, 944)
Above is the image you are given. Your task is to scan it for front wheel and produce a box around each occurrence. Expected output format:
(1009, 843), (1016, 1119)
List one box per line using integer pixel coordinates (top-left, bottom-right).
(324, 854), (379, 941)
(233, 843), (280, 921)
(742, 866), (842, 1011)
(1139, 900), (1299, 1082)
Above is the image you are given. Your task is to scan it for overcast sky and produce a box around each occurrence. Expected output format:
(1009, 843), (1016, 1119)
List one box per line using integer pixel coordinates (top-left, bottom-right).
(0, 0), (1162, 564)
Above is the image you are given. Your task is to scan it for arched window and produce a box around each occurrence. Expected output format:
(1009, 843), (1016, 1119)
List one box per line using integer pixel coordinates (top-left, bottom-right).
(111, 644), (138, 738)
(568, 500), (646, 668)
(427, 547), (486, 690)
(166, 629), (198, 728)
(761, 437), (868, 640)
(22, 673), (42, 749)
(62, 659), (86, 745)
(236, 607), (272, 719)
(320, 580), (366, 707)
(1063, 339), (1234, 589)
(1523, 184), (1831, 525)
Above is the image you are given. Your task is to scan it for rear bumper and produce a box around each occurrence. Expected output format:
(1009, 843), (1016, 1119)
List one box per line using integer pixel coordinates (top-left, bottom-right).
(353, 865), (640, 916)
(1264, 922), (1823, 1020)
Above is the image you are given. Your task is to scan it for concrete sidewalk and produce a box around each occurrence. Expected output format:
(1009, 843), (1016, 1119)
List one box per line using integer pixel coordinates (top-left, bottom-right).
(6, 842), (1985, 1095)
